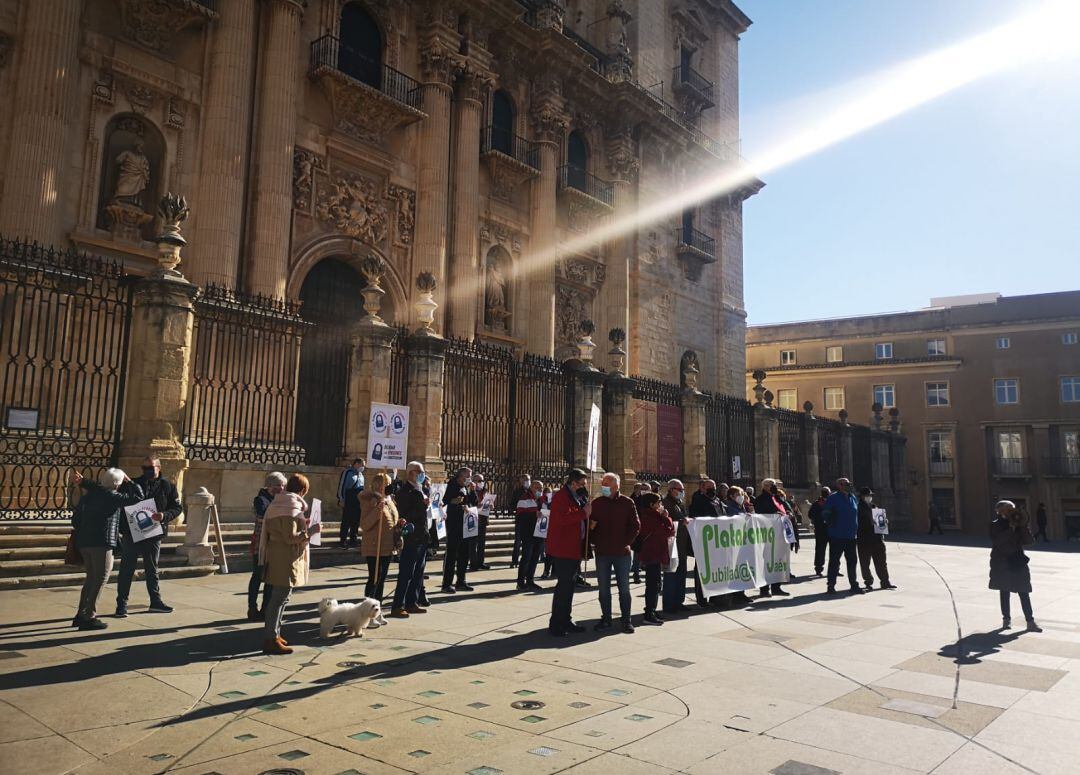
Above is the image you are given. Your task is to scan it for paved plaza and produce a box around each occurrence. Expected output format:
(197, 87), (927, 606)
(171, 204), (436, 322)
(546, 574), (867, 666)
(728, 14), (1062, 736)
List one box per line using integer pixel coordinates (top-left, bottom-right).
(1, 537), (1079, 775)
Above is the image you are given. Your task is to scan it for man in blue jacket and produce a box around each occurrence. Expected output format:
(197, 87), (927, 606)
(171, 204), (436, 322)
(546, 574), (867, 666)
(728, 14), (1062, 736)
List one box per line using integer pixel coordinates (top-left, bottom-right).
(337, 458), (365, 547)
(822, 478), (864, 595)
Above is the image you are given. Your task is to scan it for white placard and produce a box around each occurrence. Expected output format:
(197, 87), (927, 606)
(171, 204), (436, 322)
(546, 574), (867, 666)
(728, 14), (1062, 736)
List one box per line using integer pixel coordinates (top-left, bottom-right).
(5, 407), (38, 430)
(366, 402), (409, 468)
(428, 483), (446, 528)
(479, 492), (497, 516)
(516, 498), (538, 510)
(308, 498), (322, 546)
(781, 515), (796, 545)
(463, 506), (479, 538)
(873, 508), (889, 535)
(533, 509), (550, 538)
(732, 456), (742, 480)
(124, 498), (163, 543)
(586, 402), (601, 471)
(666, 535), (679, 573)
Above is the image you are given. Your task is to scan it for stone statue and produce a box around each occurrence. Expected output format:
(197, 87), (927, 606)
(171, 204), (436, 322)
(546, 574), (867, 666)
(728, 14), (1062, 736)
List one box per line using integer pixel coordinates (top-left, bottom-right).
(484, 255), (511, 330)
(112, 142), (151, 205)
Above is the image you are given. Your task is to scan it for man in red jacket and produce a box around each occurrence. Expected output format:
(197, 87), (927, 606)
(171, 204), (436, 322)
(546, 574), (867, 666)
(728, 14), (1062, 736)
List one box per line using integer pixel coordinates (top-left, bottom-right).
(547, 468), (592, 637)
(589, 472), (640, 633)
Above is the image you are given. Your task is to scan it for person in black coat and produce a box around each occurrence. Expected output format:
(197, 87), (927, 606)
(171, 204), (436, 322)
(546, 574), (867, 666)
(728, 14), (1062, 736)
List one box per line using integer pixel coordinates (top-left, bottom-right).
(688, 478), (721, 607)
(753, 479), (797, 597)
(990, 500), (1040, 631)
(441, 467), (475, 593)
(808, 487), (831, 576)
(390, 462), (433, 616)
(856, 487), (895, 590)
(116, 457), (183, 617)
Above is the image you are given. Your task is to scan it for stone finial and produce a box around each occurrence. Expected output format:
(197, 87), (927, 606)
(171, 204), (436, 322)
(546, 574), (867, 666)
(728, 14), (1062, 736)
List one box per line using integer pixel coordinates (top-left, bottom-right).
(680, 350), (700, 392)
(153, 193), (189, 279)
(576, 319), (597, 363)
(414, 271), (438, 334)
(752, 369), (767, 406)
(607, 327), (627, 375)
(871, 402), (884, 430)
(764, 389), (774, 408)
(803, 400), (815, 418)
(359, 255), (386, 320)
(888, 407), (901, 433)
(838, 408), (849, 425)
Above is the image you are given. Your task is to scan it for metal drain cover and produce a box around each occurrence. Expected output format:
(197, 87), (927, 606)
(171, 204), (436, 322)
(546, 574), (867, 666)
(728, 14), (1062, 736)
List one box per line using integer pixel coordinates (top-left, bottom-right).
(511, 700), (546, 710)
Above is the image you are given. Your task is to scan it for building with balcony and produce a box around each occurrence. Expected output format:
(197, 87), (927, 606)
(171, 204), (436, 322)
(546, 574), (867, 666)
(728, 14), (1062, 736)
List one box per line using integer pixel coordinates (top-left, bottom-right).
(745, 291), (1080, 539)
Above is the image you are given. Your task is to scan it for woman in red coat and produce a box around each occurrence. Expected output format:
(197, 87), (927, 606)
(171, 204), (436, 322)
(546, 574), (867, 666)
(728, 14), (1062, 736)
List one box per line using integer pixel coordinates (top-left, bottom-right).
(637, 492), (676, 626)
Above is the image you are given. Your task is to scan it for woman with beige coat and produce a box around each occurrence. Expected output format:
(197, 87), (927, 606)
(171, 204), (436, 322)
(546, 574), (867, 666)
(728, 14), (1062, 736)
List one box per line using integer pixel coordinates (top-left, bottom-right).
(360, 472), (399, 625)
(258, 473), (320, 655)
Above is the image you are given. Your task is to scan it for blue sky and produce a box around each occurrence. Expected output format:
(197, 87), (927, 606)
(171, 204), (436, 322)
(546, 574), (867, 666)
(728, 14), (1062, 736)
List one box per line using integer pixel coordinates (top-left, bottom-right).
(736, 0), (1080, 325)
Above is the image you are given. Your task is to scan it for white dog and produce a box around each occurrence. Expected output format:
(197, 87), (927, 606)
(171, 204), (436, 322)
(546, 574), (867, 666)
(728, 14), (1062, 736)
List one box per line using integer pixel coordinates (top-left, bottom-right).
(318, 597), (381, 639)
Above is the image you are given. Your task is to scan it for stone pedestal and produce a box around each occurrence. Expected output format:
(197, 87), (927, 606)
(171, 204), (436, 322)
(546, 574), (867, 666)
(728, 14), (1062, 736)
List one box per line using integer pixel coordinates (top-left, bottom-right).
(753, 404), (779, 485)
(180, 486), (216, 565)
(343, 319), (397, 468)
(682, 390), (707, 486)
(602, 374), (636, 483)
(569, 364), (605, 474)
(405, 331), (448, 480)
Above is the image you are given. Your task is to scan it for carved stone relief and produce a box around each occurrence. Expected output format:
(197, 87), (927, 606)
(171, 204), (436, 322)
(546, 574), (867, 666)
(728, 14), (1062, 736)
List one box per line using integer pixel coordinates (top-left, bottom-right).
(483, 246), (512, 332)
(387, 184), (415, 247)
(315, 172), (389, 246)
(116, 0), (217, 54)
(555, 283), (591, 352)
(96, 115), (164, 243)
(292, 148), (326, 212)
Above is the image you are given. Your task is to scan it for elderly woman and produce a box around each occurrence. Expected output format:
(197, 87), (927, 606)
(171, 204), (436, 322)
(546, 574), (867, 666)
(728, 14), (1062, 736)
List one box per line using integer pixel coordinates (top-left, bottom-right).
(259, 473), (320, 655)
(990, 500), (1040, 631)
(360, 472), (397, 626)
(70, 469), (144, 630)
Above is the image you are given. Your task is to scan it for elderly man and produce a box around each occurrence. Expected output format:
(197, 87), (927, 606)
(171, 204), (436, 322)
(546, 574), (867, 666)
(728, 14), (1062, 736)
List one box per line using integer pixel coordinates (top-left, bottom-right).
(116, 456), (182, 617)
(590, 473), (640, 634)
(390, 461), (431, 617)
(661, 479), (690, 614)
(441, 467), (476, 593)
(754, 478), (797, 598)
(547, 469), (592, 637)
(808, 486), (832, 577)
(510, 473), (533, 568)
(823, 478), (864, 595)
(248, 472), (287, 620)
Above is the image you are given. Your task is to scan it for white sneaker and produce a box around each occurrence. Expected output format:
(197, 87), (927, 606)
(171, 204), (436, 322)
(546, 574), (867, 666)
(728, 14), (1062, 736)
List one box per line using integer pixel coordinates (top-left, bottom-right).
(376, 614), (388, 626)
(367, 620), (382, 629)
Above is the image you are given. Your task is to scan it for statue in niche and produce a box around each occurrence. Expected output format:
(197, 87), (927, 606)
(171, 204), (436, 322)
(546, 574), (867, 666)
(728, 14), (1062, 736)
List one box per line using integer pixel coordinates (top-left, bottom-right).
(97, 114), (163, 242)
(111, 141), (151, 206)
(484, 247), (512, 331)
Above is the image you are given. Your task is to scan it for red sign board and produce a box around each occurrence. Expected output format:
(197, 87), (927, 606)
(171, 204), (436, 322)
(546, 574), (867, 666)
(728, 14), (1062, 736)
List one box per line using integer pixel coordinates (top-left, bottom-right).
(656, 404), (683, 475)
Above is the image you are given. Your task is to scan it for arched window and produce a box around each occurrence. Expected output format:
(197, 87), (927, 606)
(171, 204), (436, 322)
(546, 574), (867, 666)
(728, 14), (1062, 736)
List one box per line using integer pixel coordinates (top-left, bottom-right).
(567, 130), (588, 190)
(491, 91), (514, 155)
(339, 2), (382, 88)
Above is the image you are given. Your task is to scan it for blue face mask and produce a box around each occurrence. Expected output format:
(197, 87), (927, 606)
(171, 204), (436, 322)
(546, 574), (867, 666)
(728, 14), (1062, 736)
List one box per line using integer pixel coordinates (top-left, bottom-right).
(600, 485), (612, 498)
(416, 472), (427, 484)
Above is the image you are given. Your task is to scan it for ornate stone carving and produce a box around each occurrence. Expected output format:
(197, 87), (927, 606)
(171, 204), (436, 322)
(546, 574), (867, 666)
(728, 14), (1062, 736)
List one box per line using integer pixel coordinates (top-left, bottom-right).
(415, 271), (438, 333)
(315, 173), (389, 245)
(479, 224), (523, 256)
(483, 249), (512, 332)
(606, 132), (639, 182)
(117, 0), (218, 54)
(457, 67), (495, 104)
(535, 1), (567, 31)
(752, 369), (767, 406)
(311, 64), (426, 145)
(529, 102), (569, 142)
(387, 184), (415, 246)
(680, 350), (700, 391)
(555, 255), (605, 291)
(153, 192), (189, 278)
(359, 254), (387, 320)
(166, 97), (185, 129)
(555, 283), (591, 351)
(125, 82), (159, 114)
(419, 37), (462, 85)
(292, 148), (325, 212)
(93, 72), (115, 104)
(112, 143), (152, 205)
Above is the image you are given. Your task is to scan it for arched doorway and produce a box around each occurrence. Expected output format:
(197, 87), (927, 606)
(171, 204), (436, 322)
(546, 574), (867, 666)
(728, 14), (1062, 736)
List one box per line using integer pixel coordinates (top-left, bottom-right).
(491, 90), (514, 155)
(339, 2), (382, 88)
(296, 259), (366, 466)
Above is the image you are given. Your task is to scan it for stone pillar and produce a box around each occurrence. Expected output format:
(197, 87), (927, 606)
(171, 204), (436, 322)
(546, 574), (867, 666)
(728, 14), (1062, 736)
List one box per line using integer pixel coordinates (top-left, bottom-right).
(753, 404), (779, 485)
(802, 404), (820, 488)
(0, 0), (81, 243)
(838, 410), (854, 482)
(603, 375), (635, 483)
(406, 332), (448, 480)
(188, 0), (257, 288)
(600, 130), (636, 369)
(245, 0), (304, 298)
(447, 71), (487, 338)
(682, 390), (707, 486)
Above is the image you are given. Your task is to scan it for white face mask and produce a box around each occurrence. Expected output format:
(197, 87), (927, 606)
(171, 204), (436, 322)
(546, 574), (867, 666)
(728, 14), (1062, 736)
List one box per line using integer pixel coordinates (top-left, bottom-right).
(735, 495), (746, 505)
(862, 496), (872, 504)
(673, 490), (684, 501)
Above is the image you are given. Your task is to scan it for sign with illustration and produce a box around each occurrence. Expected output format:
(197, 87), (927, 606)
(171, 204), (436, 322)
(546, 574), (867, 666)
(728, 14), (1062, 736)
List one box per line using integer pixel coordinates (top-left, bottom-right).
(367, 402), (409, 467)
(124, 498), (163, 543)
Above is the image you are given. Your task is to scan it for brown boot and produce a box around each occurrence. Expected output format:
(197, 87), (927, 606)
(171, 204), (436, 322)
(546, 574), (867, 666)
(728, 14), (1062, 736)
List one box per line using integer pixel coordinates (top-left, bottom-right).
(389, 608), (410, 619)
(262, 638), (293, 655)
(276, 635), (289, 646)
(405, 605), (427, 614)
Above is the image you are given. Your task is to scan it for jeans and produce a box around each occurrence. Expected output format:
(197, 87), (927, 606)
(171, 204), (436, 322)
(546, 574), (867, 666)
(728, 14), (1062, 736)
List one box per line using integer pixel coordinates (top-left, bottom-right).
(78, 547), (113, 620)
(644, 563), (662, 614)
(116, 535), (162, 604)
(596, 555), (632, 622)
(548, 557), (579, 631)
(264, 585), (292, 640)
(392, 543), (428, 610)
(1000, 590), (1033, 621)
(441, 532), (472, 588)
(247, 562), (271, 612)
(663, 553), (687, 611)
(365, 555), (392, 602)
(827, 538), (858, 589)
(519, 536), (544, 584)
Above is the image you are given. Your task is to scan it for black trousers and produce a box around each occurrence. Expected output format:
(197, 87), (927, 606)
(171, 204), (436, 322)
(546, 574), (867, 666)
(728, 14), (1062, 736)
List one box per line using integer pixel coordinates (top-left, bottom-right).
(928, 519), (944, 535)
(441, 532), (472, 587)
(519, 536), (544, 584)
(116, 535), (162, 604)
(999, 590), (1033, 620)
(827, 538), (858, 590)
(365, 555), (392, 602)
(512, 515), (528, 565)
(858, 538), (890, 586)
(247, 562), (271, 612)
(341, 498), (361, 543)
(549, 557), (579, 631)
(469, 514), (489, 569)
(644, 563), (662, 614)
(813, 525), (828, 573)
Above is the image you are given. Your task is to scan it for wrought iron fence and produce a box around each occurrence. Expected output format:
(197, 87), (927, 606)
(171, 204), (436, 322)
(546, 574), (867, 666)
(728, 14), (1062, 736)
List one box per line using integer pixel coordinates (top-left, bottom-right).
(389, 325), (409, 407)
(817, 417), (843, 487)
(309, 35), (422, 109)
(673, 64), (714, 102)
(676, 225), (716, 257)
(703, 391), (755, 487)
(851, 425), (873, 489)
(777, 408), (808, 488)
(0, 239), (133, 518)
(183, 285), (307, 466)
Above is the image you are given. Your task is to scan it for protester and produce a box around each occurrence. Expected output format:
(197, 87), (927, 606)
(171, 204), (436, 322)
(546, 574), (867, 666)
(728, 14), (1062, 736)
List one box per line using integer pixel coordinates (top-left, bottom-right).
(516, 479), (547, 591)
(259, 473), (320, 655)
(390, 462), (430, 618)
(719, 486), (752, 606)
(248, 472), (286, 621)
(637, 492), (675, 625)
(1034, 503), (1049, 542)
(856, 487), (896, 590)
(540, 484), (554, 580)
(688, 478), (721, 607)
(359, 472), (397, 625)
(990, 500), (1040, 631)
(590, 473), (640, 634)
(510, 473), (533, 568)
(69, 469), (144, 630)
(469, 473), (492, 571)
(661, 479), (690, 615)
(927, 501), (944, 535)
(337, 458), (365, 547)
(547, 469), (591, 636)
(823, 478), (863, 595)
(440, 467), (475, 593)
(808, 487), (831, 577)
(753, 479), (796, 597)
(630, 482), (651, 584)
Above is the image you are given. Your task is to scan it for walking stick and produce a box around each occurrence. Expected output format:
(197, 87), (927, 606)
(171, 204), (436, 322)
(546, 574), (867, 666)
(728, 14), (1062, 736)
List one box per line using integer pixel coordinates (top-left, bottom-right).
(373, 503), (384, 590)
(211, 502), (229, 574)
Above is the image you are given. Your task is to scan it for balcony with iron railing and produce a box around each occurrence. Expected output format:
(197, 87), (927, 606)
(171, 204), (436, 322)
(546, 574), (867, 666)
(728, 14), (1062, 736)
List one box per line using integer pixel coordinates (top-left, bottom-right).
(311, 35), (423, 109)
(673, 64), (715, 108)
(929, 459), (955, 476)
(481, 127), (539, 171)
(993, 457), (1030, 477)
(675, 226), (716, 258)
(1043, 456), (1080, 477)
(557, 165), (614, 209)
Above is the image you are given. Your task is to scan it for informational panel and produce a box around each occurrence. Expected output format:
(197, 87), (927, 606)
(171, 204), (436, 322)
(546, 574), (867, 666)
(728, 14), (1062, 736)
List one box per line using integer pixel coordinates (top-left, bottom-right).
(586, 402), (601, 471)
(367, 402), (409, 468)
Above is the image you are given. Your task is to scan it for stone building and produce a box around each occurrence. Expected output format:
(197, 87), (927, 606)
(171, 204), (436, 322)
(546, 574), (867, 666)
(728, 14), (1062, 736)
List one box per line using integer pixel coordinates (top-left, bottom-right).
(746, 292), (1080, 539)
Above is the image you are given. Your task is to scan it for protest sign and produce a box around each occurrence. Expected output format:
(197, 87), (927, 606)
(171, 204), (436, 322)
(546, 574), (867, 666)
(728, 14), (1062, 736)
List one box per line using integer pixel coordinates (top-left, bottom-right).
(124, 498), (163, 543)
(366, 402), (409, 468)
(534, 508), (550, 538)
(688, 515), (791, 594)
(308, 498), (322, 546)
(463, 506), (479, 538)
(479, 492), (497, 516)
(873, 508), (889, 535)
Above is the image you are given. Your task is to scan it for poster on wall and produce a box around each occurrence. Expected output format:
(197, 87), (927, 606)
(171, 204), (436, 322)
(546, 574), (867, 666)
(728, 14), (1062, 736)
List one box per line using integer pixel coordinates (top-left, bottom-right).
(367, 402), (409, 468)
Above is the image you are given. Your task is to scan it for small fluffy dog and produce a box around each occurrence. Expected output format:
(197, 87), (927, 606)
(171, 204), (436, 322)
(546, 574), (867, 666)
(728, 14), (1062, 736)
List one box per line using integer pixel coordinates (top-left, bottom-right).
(318, 597), (381, 639)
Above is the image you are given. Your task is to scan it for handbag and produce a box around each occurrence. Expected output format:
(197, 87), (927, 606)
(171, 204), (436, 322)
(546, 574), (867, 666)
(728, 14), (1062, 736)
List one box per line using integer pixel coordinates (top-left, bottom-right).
(65, 533), (82, 565)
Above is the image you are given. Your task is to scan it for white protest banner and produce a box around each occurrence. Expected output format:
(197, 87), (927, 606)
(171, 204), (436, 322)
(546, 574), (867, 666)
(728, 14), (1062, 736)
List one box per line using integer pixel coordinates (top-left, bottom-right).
(688, 515), (791, 594)
(463, 506), (480, 538)
(586, 402), (601, 471)
(873, 508), (889, 535)
(366, 402), (409, 468)
(533, 508), (550, 538)
(479, 492), (497, 516)
(124, 498), (163, 543)
(308, 498), (322, 546)
(732, 456), (742, 480)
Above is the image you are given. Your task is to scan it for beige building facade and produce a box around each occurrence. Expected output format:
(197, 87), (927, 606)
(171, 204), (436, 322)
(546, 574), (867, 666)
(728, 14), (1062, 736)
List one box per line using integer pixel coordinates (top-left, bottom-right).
(746, 292), (1080, 538)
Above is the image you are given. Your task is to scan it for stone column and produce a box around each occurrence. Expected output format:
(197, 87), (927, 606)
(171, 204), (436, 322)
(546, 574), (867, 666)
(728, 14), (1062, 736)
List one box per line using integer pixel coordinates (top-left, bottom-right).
(753, 404), (779, 485)
(603, 375), (635, 483)
(188, 0), (257, 288)
(802, 404), (820, 487)
(447, 71), (487, 338)
(246, 0), (304, 299)
(0, 0), (81, 243)
(600, 130), (636, 369)
(682, 390), (707, 486)
(405, 331), (448, 481)
(180, 487), (216, 565)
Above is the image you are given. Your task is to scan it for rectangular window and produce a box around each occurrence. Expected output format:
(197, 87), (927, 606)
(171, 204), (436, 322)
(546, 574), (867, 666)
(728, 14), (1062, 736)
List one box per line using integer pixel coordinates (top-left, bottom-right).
(928, 430), (954, 476)
(996, 337), (1010, 349)
(927, 339), (946, 356)
(780, 349), (796, 366)
(873, 384), (896, 408)
(826, 346), (843, 363)
(824, 387), (845, 411)
(997, 430), (1022, 459)
(994, 378), (1019, 405)
(1065, 431), (1080, 475)
(1063, 332), (1077, 345)
(777, 389), (798, 411)
(926, 381), (950, 406)
(875, 342), (893, 359)
(1062, 376), (1080, 403)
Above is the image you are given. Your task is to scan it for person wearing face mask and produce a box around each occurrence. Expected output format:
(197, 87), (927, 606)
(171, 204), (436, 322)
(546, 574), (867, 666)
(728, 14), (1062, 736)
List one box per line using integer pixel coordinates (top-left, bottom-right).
(547, 469), (593, 636)
(856, 487), (896, 590)
(248, 472), (287, 621)
(661, 479), (690, 615)
(389, 461), (431, 617)
(511, 474), (534, 568)
(516, 480), (547, 591)
(637, 492), (676, 625)
(689, 478), (721, 607)
(337, 458), (366, 548)
(823, 478), (864, 595)
(589, 473), (640, 633)
(753, 479), (797, 598)
(990, 500), (1040, 631)
(116, 456), (182, 617)
(808, 487), (832, 577)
